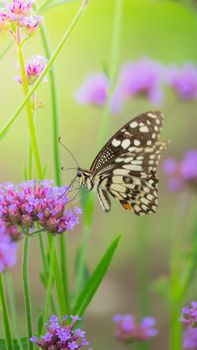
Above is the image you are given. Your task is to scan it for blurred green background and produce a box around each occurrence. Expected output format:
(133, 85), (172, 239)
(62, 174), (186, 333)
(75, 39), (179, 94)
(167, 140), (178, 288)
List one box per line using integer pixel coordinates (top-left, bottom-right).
(1, 0), (197, 348)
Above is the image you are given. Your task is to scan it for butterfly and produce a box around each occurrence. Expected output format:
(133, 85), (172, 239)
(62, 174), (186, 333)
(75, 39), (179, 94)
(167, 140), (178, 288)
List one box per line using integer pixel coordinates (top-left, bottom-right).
(70, 111), (168, 216)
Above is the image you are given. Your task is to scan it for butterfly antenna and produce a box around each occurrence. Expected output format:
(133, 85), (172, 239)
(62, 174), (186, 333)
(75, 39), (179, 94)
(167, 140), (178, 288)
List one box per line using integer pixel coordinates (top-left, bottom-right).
(58, 137), (79, 168)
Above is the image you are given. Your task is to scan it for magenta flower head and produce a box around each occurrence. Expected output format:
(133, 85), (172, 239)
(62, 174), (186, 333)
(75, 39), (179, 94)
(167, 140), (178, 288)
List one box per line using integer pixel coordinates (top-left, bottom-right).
(75, 72), (123, 115)
(15, 55), (47, 85)
(113, 314), (158, 343)
(163, 150), (197, 192)
(0, 220), (21, 271)
(0, 181), (81, 235)
(30, 315), (92, 349)
(0, 0), (42, 36)
(183, 327), (197, 349)
(167, 64), (197, 100)
(180, 302), (197, 327)
(118, 58), (164, 105)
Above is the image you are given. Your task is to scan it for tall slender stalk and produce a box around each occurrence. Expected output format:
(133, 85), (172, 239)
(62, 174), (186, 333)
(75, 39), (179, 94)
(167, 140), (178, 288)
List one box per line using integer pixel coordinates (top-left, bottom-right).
(38, 19), (70, 314)
(6, 272), (23, 350)
(17, 40), (43, 180)
(22, 237), (33, 350)
(0, 273), (13, 350)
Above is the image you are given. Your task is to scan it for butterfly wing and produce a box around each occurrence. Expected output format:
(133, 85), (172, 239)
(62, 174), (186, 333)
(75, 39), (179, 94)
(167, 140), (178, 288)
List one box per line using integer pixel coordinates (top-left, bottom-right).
(89, 111), (168, 215)
(90, 111), (164, 173)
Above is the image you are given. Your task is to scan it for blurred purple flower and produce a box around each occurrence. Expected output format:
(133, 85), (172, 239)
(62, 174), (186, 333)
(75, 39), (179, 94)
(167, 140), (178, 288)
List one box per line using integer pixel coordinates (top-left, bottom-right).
(167, 64), (197, 100)
(163, 150), (197, 192)
(15, 55), (47, 85)
(30, 315), (91, 349)
(183, 327), (197, 349)
(118, 58), (164, 105)
(75, 73), (123, 115)
(0, 180), (81, 235)
(181, 302), (197, 327)
(0, 220), (21, 271)
(113, 314), (158, 343)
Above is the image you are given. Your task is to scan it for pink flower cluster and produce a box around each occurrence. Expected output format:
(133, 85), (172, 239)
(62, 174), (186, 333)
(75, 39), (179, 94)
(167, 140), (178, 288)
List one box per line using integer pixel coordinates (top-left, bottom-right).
(0, 0), (42, 36)
(113, 314), (157, 343)
(31, 315), (92, 350)
(15, 55), (47, 85)
(0, 180), (81, 235)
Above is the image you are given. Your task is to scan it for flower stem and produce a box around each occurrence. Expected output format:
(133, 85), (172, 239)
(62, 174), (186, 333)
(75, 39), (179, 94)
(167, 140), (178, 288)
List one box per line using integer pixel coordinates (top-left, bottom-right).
(97, 0), (123, 148)
(0, 1), (89, 139)
(6, 272), (23, 350)
(42, 237), (55, 333)
(17, 42), (43, 179)
(22, 237), (33, 350)
(37, 17), (70, 314)
(0, 273), (13, 350)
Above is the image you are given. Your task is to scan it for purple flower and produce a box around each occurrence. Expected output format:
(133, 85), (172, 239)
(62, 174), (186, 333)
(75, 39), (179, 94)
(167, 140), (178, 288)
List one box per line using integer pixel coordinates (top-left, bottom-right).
(118, 58), (164, 105)
(15, 55), (47, 85)
(0, 180), (81, 235)
(0, 0), (41, 36)
(8, 0), (34, 16)
(183, 327), (197, 349)
(167, 64), (197, 100)
(181, 302), (197, 327)
(113, 314), (158, 343)
(75, 73), (123, 115)
(0, 220), (20, 271)
(31, 315), (91, 349)
(163, 150), (197, 192)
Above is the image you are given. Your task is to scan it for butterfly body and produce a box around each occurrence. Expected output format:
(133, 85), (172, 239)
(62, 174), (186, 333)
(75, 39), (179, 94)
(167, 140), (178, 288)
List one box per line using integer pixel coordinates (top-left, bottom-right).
(76, 111), (168, 216)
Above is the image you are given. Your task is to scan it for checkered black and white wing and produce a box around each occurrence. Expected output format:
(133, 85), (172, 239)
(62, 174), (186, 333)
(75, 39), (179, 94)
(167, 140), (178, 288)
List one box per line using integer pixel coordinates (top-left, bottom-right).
(90, 111), (164, 173)
(89, 111), (168, 215)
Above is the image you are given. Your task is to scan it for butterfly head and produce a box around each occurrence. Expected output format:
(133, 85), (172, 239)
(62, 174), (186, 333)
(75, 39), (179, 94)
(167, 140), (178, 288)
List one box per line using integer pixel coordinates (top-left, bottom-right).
(77, 168), (93, 190)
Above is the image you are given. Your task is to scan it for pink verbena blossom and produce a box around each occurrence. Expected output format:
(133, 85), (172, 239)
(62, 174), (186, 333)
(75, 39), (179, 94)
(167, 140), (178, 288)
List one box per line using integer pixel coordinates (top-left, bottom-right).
(113, 314), (158, 343)
(167, 64), (197, 100)
(31, 315), (92, 350)
(15, 55), (47, 85)
(118, 58), (164, 105)
(163, 150), (197, 192)
(0, 181), (81, 235)
(75, 72), (123, 115)
(181, 302), (197, 327)
(0, 0), (41, 35)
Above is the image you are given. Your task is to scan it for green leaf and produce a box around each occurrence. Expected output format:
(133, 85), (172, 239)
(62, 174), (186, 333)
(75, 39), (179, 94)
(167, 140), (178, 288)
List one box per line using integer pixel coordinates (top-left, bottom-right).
(37, 312), (44, 337)
(72, 234), (121, 316)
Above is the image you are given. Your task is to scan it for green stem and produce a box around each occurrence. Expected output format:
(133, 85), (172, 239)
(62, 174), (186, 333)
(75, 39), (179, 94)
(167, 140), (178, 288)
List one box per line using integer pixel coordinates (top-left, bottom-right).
(42, 238), (55, 332)
(54, 250), (68, 318)
(22, 237), (33, 350)
(0, 273), (13, 350)
(0, 1), (89, 139)
(97, 0), (123, 148)
(38, 19), (70, 313)
(75, 225), (90, 296)
(170, 303), (182, 350)
(6, 272), (23, 350)
(17, 43), (43, 179)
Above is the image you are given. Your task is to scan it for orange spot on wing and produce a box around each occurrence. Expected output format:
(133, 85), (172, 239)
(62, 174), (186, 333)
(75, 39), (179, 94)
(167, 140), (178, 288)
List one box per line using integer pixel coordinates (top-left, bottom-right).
(122, 203), (133, 210)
